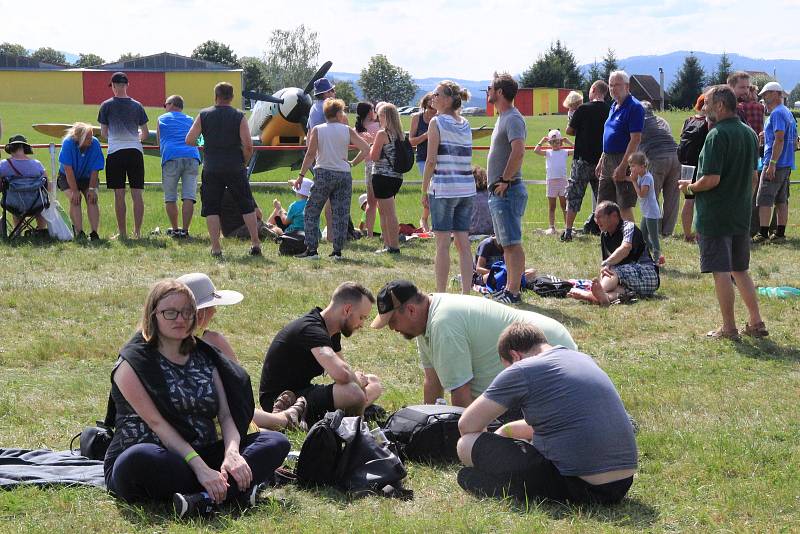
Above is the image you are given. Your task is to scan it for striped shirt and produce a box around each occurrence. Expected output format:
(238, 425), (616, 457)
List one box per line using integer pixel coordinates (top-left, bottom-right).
(430, 114), (474, 198)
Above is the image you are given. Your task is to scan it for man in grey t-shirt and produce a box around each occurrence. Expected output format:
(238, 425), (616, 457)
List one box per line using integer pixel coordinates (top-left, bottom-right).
(639, 101), (680, 237)
(486, 72), (528, 305)
(456, 322), (637, 505)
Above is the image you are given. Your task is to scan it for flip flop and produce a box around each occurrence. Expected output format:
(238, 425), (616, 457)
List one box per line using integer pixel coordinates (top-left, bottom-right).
(741, 321), (769, 338)
(272, 390), (297, 413)
(706, 328), (741, 341)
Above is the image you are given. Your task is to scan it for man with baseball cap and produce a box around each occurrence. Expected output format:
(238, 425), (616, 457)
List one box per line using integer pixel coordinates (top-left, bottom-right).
(98, 71), (149, 239)
(753, 81), (796, 243)
(371, 280), (576, 408)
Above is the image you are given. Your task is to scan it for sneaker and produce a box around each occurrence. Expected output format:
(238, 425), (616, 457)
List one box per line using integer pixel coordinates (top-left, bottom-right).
(173, 491), (217, 519)
(76, 230), (87, 240)
(769, 234), (786, 243)
(492, 290), (522, 305)
(89, 231), (100, 241)
(544, 227), (557, 235)
(238, 482), (267, 510)
(166, 228), (178, 237)
(150, 227), (161, 236)
(752, 233), (769, 244)
(249, 245), (262, 256)
(375, 247), (400, 254)
(295, 249), (319, 259)
(328, 250), (343, 260)
(560, 229), (573, 242)
(211, 250), (223, 258)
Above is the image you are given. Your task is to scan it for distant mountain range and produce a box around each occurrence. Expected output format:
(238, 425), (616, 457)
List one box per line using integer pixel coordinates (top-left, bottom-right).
(333, 51), (800, 107)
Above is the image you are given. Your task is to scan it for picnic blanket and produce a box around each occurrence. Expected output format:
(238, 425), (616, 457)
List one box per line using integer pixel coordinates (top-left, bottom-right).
(0, 448), (105, 488)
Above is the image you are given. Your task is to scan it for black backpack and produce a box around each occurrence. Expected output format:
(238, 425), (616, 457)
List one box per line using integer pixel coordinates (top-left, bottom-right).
(528, 274), (574, 298)
(677, 116), (709, 167)
(295, 410), (412, 498)
(278, 230), (307, 255)
(386, 134), (415, 174)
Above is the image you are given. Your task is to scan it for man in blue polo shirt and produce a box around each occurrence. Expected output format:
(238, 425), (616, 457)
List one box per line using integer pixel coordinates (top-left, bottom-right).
(595, 71), (644, 222)
(753, 82), (797, 243)
(157, 95), (201, 238)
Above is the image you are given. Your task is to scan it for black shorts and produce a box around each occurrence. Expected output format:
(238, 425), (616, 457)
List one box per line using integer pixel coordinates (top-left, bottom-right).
(372, 174), (403, 199)
(295, 384), (335, 426)
(459, 432), (633, 505)
(698, 233), (750, 273)
(106, 149), (144, 189)
(200, 169), (256, 217)
(57, 172), (90, 192)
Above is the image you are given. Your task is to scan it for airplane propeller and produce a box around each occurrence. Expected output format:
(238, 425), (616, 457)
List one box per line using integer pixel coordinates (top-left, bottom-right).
(242, 91), (284, 104)
(303, 61), (333, 95)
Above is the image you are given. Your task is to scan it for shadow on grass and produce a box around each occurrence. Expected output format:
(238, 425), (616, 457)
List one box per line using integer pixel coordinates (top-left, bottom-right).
(516, 302), (587, 328)
(733, 337), (800, 362)
(512, 496), (659, 529)
(658, 266), (703, 280)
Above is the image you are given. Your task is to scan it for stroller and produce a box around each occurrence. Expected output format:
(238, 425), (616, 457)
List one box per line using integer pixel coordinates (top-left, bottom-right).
(1, 165), (50, 240)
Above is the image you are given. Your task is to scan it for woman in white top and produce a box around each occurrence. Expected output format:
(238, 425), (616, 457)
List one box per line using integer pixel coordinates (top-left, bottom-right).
(422, 80), (475, 293)
(294, 99), (370, 259)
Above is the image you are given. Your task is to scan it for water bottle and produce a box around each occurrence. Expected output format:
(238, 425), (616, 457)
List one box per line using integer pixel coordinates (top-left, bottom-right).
(758, 286), (800, 298)
(435, 397), (447, 406)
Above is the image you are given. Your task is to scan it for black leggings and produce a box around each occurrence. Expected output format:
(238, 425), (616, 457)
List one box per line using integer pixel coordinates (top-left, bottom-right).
(106, 431), (289, 503)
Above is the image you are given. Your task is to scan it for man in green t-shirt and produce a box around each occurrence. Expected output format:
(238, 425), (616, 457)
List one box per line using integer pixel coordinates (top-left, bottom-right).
(678, 85), (767, 340)
(371, 280), (576, 407)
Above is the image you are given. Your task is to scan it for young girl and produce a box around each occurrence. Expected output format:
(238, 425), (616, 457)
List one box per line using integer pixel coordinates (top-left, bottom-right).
(627, 152), (664, 265)
(355, 102), (381, 237)
(533, 129), (573, 235)
(562, 90), (584, 122)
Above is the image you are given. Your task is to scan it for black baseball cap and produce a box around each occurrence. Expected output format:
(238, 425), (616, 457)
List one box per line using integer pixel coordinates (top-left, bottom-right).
(109, 72), (128, 86)
(371, 280), (420, 329)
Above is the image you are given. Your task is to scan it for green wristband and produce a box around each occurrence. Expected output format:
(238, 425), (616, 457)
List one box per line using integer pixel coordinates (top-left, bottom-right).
(184, 450), (199, 464)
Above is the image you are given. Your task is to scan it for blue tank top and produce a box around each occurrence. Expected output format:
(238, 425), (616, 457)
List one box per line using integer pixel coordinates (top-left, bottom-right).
(414, 113), (429, 162)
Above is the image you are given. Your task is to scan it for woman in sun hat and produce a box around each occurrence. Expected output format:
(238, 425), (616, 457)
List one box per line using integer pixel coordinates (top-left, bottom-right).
(0, 134), (49, 234)
(177, 273), (308, 432)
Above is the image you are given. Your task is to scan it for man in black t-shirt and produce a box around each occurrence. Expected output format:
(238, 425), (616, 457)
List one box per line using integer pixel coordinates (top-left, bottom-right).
(590, 201), (659, 306)
(562, 80), (611, 241)
(259, 282), (383, 424)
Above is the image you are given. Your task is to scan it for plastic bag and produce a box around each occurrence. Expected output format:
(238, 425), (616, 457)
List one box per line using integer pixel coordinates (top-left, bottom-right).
(41, 198), (74, 241)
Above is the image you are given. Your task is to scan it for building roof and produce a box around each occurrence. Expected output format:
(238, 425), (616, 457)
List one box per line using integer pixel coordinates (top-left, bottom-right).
(96, 52), (240, 72)
(0, 54), (64, 70)
(630, 74), (662, 102)
(745, 70), (770, 78)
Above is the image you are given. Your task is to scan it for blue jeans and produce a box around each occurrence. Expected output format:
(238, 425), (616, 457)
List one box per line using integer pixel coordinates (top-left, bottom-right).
(429, 195), (474, 232)
(106, 431), (289, 503)
(488, 182), (528, 245)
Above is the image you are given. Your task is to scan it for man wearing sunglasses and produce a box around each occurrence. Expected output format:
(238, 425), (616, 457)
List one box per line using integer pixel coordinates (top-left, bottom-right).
(157, 95), (201, 239)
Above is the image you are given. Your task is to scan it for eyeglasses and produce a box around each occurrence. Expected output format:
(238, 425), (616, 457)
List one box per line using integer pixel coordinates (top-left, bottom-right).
(163, 103), (169, 108)
(155, 308), (195, 320)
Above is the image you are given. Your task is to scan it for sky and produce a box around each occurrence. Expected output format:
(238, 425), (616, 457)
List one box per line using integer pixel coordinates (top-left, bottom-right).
(7, 0), (800, 80)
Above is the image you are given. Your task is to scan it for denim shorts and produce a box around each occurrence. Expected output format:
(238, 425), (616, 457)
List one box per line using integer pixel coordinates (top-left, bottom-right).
(430, 195), (474, 232)
(488, 181), (528, 245)
(162, 158), (199, 202)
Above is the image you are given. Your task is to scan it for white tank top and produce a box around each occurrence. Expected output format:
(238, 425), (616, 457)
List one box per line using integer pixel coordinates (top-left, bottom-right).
(314, 122), (351, 173)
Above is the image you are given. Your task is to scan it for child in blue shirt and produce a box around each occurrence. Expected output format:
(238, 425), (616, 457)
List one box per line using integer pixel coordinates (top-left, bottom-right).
(627, 152), (664, 265)
(269, 178), (313, 234)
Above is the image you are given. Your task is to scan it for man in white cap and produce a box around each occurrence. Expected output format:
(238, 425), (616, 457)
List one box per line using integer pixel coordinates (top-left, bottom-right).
(371, 280), (576, 408)
(753, 81), (796, 243)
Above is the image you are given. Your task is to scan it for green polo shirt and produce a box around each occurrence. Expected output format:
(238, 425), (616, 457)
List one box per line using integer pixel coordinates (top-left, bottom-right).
(416, 294), (577, 399)
(696, 117), (759, 237)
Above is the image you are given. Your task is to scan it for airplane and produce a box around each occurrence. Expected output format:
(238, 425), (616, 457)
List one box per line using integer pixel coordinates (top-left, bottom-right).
(32, 61), (493, 178)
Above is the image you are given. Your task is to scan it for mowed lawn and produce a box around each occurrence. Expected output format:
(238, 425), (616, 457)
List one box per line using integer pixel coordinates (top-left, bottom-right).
(0, 102), (799, 533)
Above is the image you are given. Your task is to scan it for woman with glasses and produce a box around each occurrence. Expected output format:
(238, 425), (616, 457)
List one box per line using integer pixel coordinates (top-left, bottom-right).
(410, 93), (436, 231)
(423, 81), (475, 293)
(103, 279), (289, 517)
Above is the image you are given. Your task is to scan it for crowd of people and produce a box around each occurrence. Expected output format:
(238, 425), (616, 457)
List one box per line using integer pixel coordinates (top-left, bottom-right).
(1, 67), (795, 517)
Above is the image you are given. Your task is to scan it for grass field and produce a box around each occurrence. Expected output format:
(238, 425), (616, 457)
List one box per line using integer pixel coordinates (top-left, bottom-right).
(1, 103), (799, 533)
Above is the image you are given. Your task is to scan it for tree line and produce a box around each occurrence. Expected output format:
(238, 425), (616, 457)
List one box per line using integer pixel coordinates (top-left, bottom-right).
(1, 28), (419, 107)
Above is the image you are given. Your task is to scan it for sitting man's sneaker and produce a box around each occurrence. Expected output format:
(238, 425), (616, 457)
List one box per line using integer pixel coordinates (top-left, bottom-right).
(492, 289), (522, 305)
(296, 249), (319, 259)
(238, 482), (267, 510)
(560, 229), (573, 242)
(173, 491), (217, 519)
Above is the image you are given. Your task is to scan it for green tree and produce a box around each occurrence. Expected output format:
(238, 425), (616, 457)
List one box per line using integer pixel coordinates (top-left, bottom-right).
(358, 54), (418, 106)
(0, 42), (27, 57)
(240, 56), (270, 93)
(30, 47), (66, 65)
(750, 73), (776, 92)
(788, 83), (800, 107)
(117, 52), (141, 62)
(668, 53), (706, 109)
(708, 52), (733, 85)
(601, 48), (621, 83)
(331, 80), (357, 106)
(192, 40), (239, 67)
(583, 61), (604, 95)
(263, 25), (320, 89)
(520, 40), (582, 88)
(73, 53), (105, 68)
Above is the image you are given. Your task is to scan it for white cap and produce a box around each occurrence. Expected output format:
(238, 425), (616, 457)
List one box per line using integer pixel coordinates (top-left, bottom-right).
(177, 273), (243, 310)
(292, 178), (314, 197)
(358, 193), (368, 208)
(547, 129), (562, 140)
(759, 81), (787, 96)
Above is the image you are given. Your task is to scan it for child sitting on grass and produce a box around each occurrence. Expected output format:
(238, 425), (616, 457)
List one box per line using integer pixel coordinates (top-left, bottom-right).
(269, 178), (313, 235)
(627, 152), (665, 265)
(533, 129), (573, 235)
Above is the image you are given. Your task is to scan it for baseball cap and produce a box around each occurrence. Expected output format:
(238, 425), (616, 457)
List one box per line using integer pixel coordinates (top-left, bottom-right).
(758, 81), (786, 96)
(177, 273), (243, 310)
(109, 72), (128, 86)
(370, 280), (420, 329)
(547, 129), (562, 140)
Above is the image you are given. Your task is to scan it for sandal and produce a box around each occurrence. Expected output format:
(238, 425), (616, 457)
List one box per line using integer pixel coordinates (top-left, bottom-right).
(282, 397), (308, 432)
(741, 321), (769, 338)
(271, 390), (297, 413)
(706, 327), (741, 341)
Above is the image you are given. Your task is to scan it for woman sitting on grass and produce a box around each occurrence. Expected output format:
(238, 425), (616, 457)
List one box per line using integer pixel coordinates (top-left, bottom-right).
(103, 279), (289, 518)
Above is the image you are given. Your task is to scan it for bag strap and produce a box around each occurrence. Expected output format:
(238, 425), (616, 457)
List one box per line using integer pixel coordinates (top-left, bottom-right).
(102, 392), (116, 429)
(5, 158), (23, 177)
